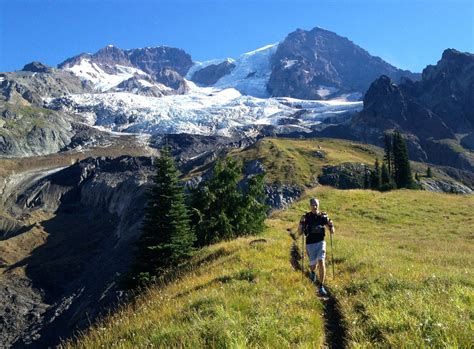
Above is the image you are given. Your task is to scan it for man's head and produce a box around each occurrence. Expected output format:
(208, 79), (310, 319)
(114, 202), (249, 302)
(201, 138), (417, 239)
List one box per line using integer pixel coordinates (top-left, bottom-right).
(309, 198), (319, 212)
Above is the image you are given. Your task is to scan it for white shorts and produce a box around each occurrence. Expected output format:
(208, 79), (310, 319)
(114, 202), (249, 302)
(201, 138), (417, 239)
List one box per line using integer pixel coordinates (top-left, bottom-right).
(306, 241), (326, 266)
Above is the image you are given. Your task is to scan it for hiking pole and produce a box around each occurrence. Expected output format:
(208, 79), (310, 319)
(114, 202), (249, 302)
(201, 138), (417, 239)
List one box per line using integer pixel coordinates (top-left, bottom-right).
(330, 232), (335, 279)
(301, 232), (305, 280)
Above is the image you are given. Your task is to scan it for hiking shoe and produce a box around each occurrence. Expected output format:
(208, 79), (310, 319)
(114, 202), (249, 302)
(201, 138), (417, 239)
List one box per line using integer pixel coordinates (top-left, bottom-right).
(309, 271), (317, 283)
(319, 285), (328, 296)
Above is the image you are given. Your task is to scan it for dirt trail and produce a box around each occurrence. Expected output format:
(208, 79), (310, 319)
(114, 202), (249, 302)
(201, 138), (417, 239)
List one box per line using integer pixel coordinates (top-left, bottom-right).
(288, 229), (347, 349)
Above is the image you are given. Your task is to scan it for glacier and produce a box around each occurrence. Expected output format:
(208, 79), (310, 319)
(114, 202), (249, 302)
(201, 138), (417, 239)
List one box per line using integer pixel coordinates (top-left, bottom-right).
(46, 80), (362, 137)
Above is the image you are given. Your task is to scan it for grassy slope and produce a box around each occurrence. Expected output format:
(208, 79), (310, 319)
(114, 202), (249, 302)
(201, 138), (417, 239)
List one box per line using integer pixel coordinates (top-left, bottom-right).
(187, 138), (381, 186)
(64, 138), (473, 348)
(64, 187), (473, 348)
(62, 226), (325, 348)
(187, 137), (454, 187)
(286, 187), (473, 347)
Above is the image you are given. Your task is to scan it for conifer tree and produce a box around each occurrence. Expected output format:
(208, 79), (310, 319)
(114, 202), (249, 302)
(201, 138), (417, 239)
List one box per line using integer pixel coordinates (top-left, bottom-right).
(370, 158), (381, 190)
(427, 167), (433, 178)
(191, 158), (267, 246)
(380, 161), (394, 191)
(383, 133), (393, 175)
(133, 147), (195, 285)
(191, 157), (243, 245)
(239, 173), (267, 234)
(392, 131), (414, 188)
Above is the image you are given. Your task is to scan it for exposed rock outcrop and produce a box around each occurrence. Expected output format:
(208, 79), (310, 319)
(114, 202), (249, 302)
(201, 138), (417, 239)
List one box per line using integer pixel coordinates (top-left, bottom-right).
(318, 163), (369, 189)
(191, 61), (236, 86)
(21, 62), (53, 74)
(0, 66), (90, 106)
(264, 184), (303, 210)
(0, 105), (75, 158)
(420, 178), (472, 194)
(108, 76), (173, 97)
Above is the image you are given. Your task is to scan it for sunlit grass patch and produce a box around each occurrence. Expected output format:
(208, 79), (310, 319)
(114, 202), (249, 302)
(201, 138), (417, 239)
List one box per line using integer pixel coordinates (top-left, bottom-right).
(62, 180), (473, 348)
(289, 186), (473, 347)
(63, 224), (325, 348)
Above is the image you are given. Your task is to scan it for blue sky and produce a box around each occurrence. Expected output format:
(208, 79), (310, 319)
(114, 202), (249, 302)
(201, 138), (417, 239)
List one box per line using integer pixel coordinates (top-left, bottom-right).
(0, 0), (472, 72)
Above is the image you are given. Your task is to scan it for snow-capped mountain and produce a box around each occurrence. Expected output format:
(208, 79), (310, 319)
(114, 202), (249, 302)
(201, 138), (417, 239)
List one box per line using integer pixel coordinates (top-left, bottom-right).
(59, 45), (193, 93)
(0, 25), (427, 157)
(52, 30), (391, 138)
(58, 27), (420, 101)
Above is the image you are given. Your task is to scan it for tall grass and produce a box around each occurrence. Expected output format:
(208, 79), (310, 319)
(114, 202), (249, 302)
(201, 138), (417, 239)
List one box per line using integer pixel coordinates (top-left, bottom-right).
(284, 187), (473, 347)
(62, 225), (325, 348)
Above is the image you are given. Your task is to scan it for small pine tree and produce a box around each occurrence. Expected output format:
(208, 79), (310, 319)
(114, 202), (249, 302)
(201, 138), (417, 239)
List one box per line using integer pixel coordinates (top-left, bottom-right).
(191, 157), (243, 246)
(383, 133), (393, 175)
(132, 147), (195, 286)
(239, 173), (268, 234)
(427, 167), (433, 178)
(191, 158), (268, 246)
(380, 161), (394, 191)
(415, 171), (419, 181)
(392, 131), (414, 188)
(370, 158), (381, 190)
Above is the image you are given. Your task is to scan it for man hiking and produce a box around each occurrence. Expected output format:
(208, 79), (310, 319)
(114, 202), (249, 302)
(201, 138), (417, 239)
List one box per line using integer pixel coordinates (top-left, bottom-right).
(298, 197), (335, 296)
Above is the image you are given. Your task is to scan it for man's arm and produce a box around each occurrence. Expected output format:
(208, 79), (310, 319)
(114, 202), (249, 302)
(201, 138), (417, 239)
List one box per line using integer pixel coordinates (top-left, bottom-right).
(298, 215), (306, 236)
(327, 218), (335, 235)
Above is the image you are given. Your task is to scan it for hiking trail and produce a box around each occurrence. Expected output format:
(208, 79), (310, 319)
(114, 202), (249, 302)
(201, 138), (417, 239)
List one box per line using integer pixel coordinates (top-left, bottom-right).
(288, 229), (348, 349)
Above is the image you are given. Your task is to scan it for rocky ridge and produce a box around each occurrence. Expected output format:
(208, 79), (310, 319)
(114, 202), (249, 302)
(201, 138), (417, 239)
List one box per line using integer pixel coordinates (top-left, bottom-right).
(322, 49), (474, 171)
(59, 45), (193, 93)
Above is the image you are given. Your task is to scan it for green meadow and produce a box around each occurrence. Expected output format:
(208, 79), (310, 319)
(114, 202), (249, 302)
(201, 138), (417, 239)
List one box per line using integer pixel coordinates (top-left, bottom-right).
(63, 138), (473, 348)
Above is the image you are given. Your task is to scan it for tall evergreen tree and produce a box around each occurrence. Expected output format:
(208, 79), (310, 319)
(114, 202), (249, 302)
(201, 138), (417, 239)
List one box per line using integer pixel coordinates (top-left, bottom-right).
(392, 131), (414, 188)
(370, 158), (381, 190)
(380, 161), (394, 191)
(190, 158), (268, 246)
(191, 157), (243, 245)
(133, 147), (195, 285)
(239, 173), (267, 234)
(383, 133), (393, 175)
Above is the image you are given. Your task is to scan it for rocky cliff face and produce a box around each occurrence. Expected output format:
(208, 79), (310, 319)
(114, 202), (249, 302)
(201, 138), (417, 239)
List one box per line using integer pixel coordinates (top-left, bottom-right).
(191, 61), (236, 86)
(0, 156), (154, 348)
(0, 67), (95, 158)
(417, 49), (474, 133)
(0, 65), (90, 106)
(322, 49), (474, 171)
(267, 27), (419, 100)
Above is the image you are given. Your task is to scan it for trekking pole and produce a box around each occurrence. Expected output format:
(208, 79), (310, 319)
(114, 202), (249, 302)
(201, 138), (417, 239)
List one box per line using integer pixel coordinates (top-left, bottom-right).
(301, 232), (305, 280)
(330, 232), (335, 279)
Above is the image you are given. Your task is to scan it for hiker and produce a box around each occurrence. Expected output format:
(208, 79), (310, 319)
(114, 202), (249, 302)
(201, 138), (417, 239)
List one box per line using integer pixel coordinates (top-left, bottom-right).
(298, 197), (335, 296)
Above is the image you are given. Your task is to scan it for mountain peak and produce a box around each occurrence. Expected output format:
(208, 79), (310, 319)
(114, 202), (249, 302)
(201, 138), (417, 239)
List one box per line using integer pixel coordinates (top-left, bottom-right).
(267, 27), (419, 100)
(22, 61), (52, 73)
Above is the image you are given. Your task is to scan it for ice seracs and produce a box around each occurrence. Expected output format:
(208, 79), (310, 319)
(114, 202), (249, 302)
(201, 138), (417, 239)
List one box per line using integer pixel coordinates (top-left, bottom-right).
(46, 80), (362, 137)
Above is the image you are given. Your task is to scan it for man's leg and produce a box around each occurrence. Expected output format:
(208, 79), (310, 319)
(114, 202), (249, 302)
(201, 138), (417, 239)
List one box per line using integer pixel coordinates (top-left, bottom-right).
(317, 259), (326, 286)
(309, 263), (317, 282)
(306, 244), (317, 282)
